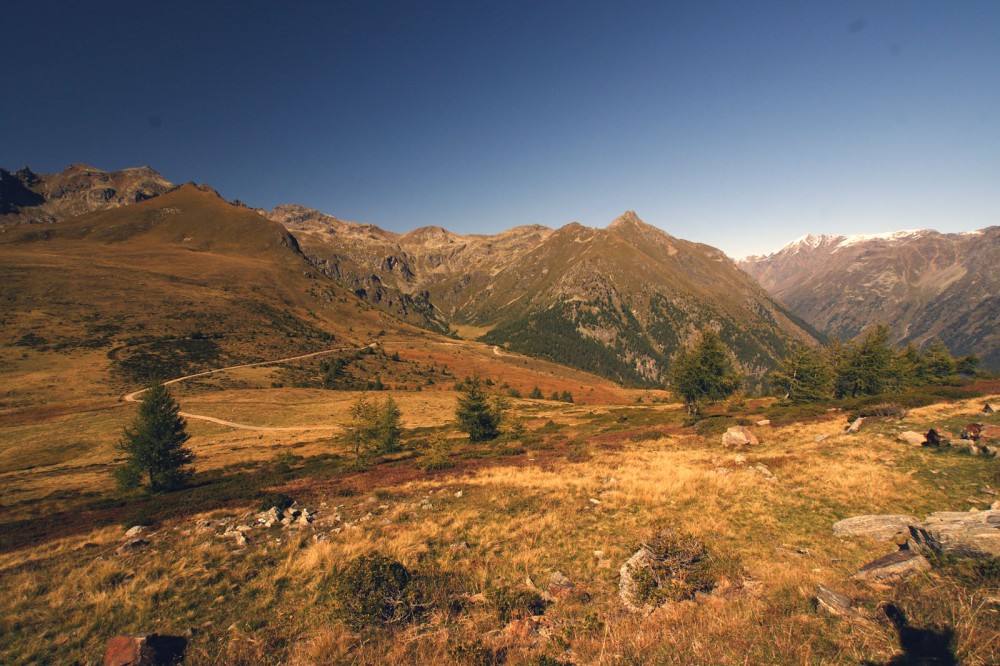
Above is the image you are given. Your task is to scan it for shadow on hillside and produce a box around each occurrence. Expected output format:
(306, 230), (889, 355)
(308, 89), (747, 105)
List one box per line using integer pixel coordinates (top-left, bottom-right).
(865, 603), (957, 666)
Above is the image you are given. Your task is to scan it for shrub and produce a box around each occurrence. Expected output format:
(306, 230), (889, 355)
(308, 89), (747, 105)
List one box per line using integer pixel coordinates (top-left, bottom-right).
(630, 527), (717, 606)
(256, 491), (294, 512)
(335, 552), (414, 629)
(849, 402), (909, 421)
(486, 585), (546, 623)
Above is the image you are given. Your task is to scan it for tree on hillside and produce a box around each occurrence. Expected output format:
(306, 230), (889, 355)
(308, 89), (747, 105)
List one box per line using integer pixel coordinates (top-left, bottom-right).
(345, 394), (402, 459)
(668, 330), (741, 415)
(833, 325), (895, 398)
(957, 353), (980, 377)
(918, 339), (956, 384)
(115, 381), (194, 492)
(770, 342), (832, 404)
(456, 376), (508, 442)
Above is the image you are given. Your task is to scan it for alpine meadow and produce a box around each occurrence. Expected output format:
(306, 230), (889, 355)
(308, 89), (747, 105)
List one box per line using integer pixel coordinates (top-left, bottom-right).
(2, 3), (1000, 665)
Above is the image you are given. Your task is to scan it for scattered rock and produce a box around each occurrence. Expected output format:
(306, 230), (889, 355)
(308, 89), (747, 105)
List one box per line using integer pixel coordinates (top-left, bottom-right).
(908, 510), (1000, 559)
(103, 633), (186, 666)
(448, 541), (468, 551)
(846, 417), (865, 433)
(194, 519), (215, 533)
(124, 525), (147, 538)
(814, 434), (830, 443)
(619, 548), (654, 613)
(722, 426), (758, 448)
(454, 490), (463, 498)
(924, 429), (953, 447)
(961, 423), (984, 441)
(815, 585), (866, 620)
(983, 402), (997, 415)
(588, 498), (601, 505)
(851, 550), (931, 582)
(756, 419), (771, 427)
(753, 463), (776, 482)
(116, 538), (150, 555)
(832, 515), (919, 541)
(715, 467), (731, 476)
(548, 570), (575, 599)
(897, 431), (926, 447)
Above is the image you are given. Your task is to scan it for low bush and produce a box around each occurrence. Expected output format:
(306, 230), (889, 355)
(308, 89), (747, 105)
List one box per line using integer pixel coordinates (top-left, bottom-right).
(486, 584), (546, 623)
(630, 527), (718, 606)
(256, 491), (294, 512)
(334, 552), (415, 629)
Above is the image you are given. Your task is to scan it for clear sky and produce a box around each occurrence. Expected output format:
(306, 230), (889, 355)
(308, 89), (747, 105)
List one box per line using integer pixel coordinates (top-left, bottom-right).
(3, 1), (998, 257)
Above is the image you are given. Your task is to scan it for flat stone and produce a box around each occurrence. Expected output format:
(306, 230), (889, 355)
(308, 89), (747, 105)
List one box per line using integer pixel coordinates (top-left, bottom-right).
(755, 419), (771, 427)
(851, 550), (931, 582)
(846, 417), (865, 433)
(909, 510), (1000, 559)
(897, 431), (926, 447)
(815, 584), (862, 619)
(832, 514), (919, 541)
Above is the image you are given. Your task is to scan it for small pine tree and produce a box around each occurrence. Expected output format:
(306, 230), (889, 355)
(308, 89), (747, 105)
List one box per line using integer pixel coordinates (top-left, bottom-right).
(528, 386), (544, 399)
(456, 376), (506, 442)
(957, 353), (980, 377)
(115, 382), (194, 493)
(345, 393), (402, 459)
(668, 330), (741, 415)
(770, 343), (833, 404)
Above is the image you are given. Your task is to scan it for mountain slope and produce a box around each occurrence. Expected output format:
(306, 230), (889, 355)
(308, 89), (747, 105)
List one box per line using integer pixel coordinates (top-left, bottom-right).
(740, 228), (1000, 369)
(0, 163), (174, 228)
(276, 207), (820, 386)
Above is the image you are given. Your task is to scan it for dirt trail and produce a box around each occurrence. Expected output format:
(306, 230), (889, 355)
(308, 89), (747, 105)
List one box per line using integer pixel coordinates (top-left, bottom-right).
(122, 346), (360, 431)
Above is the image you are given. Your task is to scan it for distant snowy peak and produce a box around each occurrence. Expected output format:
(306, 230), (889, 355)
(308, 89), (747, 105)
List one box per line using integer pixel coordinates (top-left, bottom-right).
(835, 229), (927, 249)
(770, 228), (943, 258)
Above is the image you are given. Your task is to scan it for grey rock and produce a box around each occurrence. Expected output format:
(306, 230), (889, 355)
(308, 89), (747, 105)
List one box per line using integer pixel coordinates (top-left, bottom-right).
(846, 417), (865, 433)
(619, 548), (654, 613)
(124, 525), (147, 538)
(851, 550), (931, 582)
(815, 584), (864, 619)
(832, 515), (919, 541)
(908, 510), (1000, 559)
(116, 537), (150, 555)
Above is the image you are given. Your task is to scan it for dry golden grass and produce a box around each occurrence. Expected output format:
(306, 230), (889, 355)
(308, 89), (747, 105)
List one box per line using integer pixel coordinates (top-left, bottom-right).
(3, 391), (998, 664)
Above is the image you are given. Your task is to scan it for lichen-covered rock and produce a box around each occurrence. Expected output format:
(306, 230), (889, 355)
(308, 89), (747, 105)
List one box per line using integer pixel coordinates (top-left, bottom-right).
(897, 431), (926, 447)
(832, 515), (919, 541)
(908, 510), (1000, 559)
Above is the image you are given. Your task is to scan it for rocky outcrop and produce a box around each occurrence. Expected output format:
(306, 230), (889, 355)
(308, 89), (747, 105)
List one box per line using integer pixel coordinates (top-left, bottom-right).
(0, 163), (173, 228)
(908, 510), (1000, 559)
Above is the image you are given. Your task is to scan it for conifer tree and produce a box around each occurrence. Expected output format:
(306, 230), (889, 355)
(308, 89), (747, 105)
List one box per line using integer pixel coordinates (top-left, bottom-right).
(346, 393), (402, 458)
(668, 330), (741, 415)
(918, 339), (956, 384)
(833, 325), (894, 398)
(770, 342), (832, 404)
(455, 376), (506, 442)
(115, 381), (194, 492)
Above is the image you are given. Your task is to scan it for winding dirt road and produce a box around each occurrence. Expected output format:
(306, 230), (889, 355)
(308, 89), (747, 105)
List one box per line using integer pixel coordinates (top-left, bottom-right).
(122, 346), (360, 431)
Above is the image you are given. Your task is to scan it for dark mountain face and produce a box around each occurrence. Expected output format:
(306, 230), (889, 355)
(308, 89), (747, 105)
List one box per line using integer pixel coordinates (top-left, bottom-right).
(740, 228), (1000, 370)
(274, 207), (820, 386)
(0, 163), (174, 228)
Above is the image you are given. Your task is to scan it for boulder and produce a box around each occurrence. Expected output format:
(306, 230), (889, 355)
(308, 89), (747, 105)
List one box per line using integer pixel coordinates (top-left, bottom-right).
(619, 548), (654, 613)
(846, 417), (865, 433)
(983, 403), (997, 415)
(103, 633), (186, 666)
(897, 431), (926, 447)
(124, 525), (147, 538)
(721, 426), (758, 448)
(908, 510), (1000, 559)
(755, 419), (771, 427)
(924, 429), (953, 447)
(851, 550), (931, 582)
(832, 515), (919, 541)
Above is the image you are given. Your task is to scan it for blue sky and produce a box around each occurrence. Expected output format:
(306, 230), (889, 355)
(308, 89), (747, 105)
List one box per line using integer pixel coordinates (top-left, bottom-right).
(3, 1), (998, 257)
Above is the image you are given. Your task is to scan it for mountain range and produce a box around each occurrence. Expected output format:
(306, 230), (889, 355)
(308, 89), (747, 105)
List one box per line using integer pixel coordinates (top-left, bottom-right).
(4, 163), (995, 386)
(740, 228), (1000, 369)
